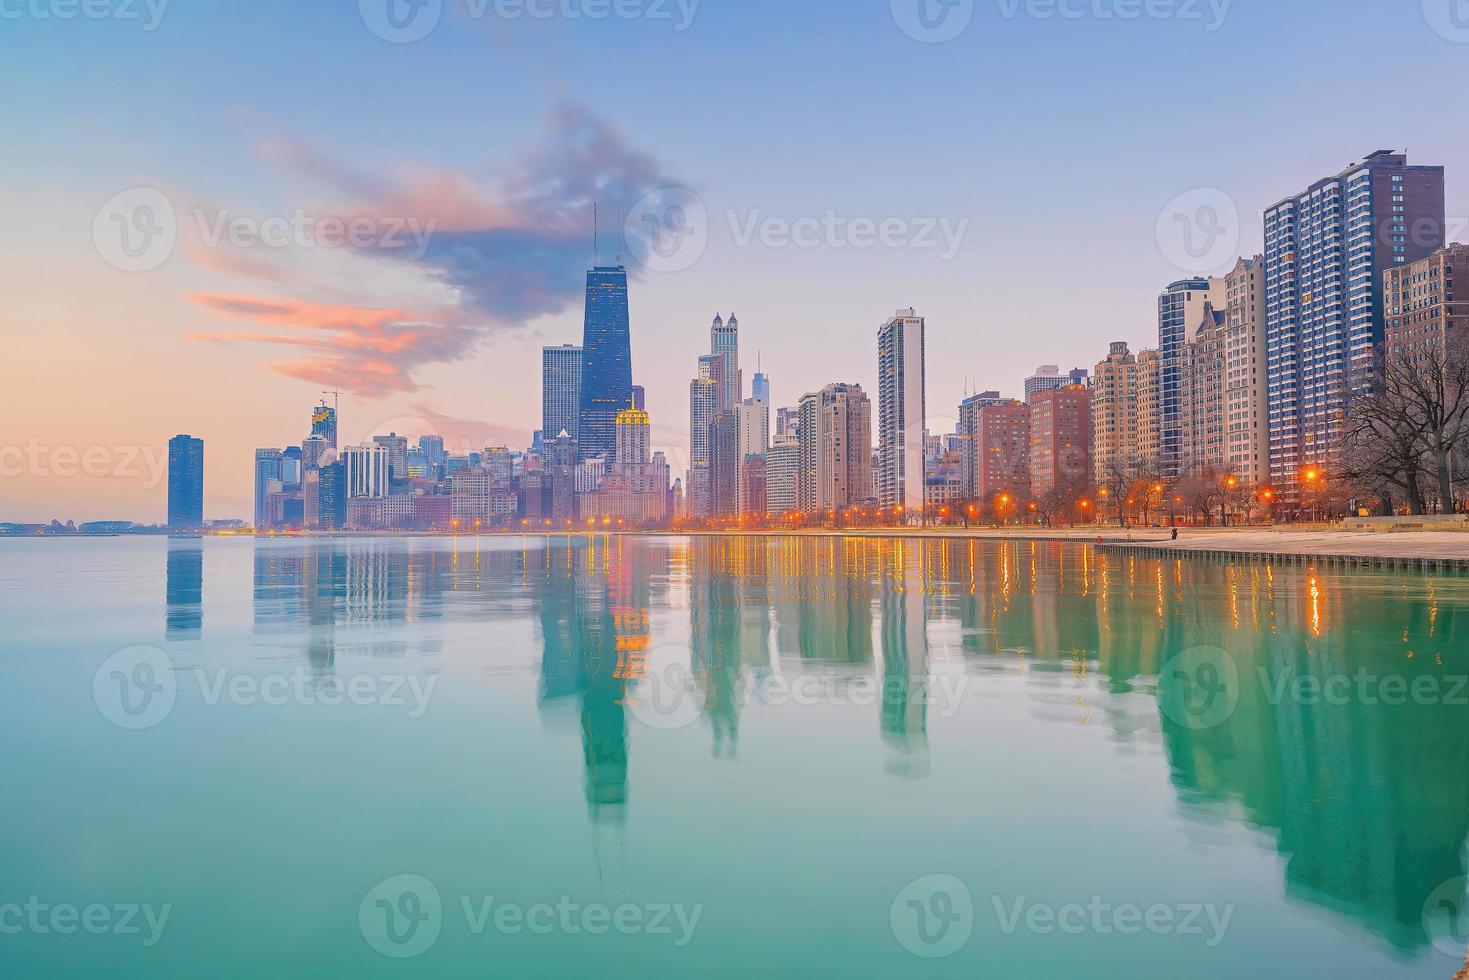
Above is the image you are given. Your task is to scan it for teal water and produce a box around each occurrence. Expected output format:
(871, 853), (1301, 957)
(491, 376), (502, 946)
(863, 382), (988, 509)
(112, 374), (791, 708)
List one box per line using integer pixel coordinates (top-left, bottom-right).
(3, 534), (1469, 978)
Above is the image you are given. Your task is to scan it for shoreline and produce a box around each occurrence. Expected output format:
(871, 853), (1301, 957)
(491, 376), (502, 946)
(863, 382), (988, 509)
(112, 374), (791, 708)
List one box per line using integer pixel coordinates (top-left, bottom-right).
(11, 524), (1469, 568)
(38, 524), (1460, 570)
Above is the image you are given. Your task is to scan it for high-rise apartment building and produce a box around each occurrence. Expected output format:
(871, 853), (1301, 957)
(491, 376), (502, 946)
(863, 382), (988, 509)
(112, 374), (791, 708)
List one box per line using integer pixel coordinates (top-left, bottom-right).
(167, 435), (204, 529)
(578, 265), (634, 461)
(1029, 386), (1091, 499)
(1264, 151), (1445, 492)
(765, 436), (800, 515)
(1136, 349), (1161, 469)
(1220, 256), (1268, 485)
(971, 400), (1031, 505)
(542, 344), (582, 444)
(813, 383), (872, 510)
(736, 397), (770, 515)
(1384, 242), (1469, 366)
(957, 390), (1005, 499)
(1091, 343), (1141, 482)
(1181, 306), (1228, 474)
(688, 376), (719, 517)
(1157, 278), (1215, 479)
(797, 394), (820, 511)
(877, 309), (926, 517)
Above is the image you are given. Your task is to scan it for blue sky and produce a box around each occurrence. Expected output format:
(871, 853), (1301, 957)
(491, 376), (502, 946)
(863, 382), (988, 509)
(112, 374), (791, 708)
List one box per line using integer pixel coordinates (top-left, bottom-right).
(4, 0), (1469, 521)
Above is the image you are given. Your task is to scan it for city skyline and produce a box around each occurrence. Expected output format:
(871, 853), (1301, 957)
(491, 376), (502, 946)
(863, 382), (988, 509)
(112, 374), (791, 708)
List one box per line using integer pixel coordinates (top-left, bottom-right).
(7, 3), (1469, 522)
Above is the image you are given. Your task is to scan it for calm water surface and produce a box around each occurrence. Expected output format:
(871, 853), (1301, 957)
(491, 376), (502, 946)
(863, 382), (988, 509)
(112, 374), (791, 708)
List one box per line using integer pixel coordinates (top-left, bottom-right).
(3, 534), (1469, 978)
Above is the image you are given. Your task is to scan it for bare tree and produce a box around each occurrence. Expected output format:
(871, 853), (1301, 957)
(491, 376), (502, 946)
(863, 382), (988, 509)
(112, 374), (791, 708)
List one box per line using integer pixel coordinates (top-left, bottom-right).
(1391, 332), (1469, 512)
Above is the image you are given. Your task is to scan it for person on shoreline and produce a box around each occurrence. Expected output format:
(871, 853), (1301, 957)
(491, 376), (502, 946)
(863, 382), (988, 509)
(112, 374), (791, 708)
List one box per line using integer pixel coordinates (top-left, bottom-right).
(1171, 527), (1179, 542)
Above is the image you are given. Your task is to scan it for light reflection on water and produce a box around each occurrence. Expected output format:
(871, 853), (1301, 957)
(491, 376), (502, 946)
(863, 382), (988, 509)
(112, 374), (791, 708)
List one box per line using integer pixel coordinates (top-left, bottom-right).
(3, 533), (1468, 979)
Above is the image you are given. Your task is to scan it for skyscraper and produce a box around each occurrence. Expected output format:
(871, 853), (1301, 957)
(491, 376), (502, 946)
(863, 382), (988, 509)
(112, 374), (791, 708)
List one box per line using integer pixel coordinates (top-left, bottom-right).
(419, 434), (446, 467)
(1157, 278), (1215, 479)
(1264, 151), (1445, 494)
(878, 309), (926, 518)
(1220, 256), (1268, 486)
(542, 343), (583, 444)
(814, 383), (872, 510)
(1029, 386), (1091, 500)
(711, 313), (741, 410)
(765, 436), (800, 515)
(1091, 343), (1141, 482)
(708, 412), (740, 518)
(971, 400), (1031, 507)
(167, 435), (204, 529)
(372, 433), (409, 483)
(957, 390), (1004, 499)
(736, 397), (770, 516)
(751, 356), (770, 407)
(578, 265), (634, 462)
(688, 376), (720, 517)
(253, 449), (282, 529)
(311, 402), (338, 449)
(317, 461), (347, 530)
(342, 444), (389, 499)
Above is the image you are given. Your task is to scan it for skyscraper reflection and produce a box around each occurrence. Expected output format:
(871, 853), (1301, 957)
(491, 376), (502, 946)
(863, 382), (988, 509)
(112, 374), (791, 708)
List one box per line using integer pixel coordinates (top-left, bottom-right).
(164, 540), (202, 640)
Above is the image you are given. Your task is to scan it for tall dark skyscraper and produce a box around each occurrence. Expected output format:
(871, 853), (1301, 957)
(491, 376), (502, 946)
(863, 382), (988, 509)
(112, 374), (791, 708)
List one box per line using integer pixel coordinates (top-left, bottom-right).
(167, 434), (204, 529)
(577, 265), (634, 462)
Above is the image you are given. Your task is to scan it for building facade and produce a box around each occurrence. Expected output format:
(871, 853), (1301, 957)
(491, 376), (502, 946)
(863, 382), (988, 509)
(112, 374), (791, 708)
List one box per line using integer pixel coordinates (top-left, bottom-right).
(1091, 343), (1140, 482)
(578, 265), (634, 462)
(1264, 151), (1445, 493)
(877, 309), (926, 517)
(1029, 386), (1091, 500)
(1384, 242), (1469, 366)
(542, 343), (583, 445)
(167, 435), (204, 529)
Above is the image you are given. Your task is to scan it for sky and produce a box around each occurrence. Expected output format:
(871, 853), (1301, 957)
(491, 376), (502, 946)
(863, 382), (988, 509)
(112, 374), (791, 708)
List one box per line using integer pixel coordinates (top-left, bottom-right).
(4, 0), (1469, 522)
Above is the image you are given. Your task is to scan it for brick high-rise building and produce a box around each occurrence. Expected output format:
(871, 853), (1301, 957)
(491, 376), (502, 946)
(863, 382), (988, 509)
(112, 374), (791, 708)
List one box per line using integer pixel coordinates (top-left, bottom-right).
(1384, 242), (1469, 366)
(972, 399), (1031, 506)
(1029, 386), (1091, 499)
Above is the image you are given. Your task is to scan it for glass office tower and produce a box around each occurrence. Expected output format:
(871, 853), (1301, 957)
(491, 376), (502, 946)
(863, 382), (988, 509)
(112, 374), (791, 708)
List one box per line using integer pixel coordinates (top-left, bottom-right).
(577, 265), (634, 462)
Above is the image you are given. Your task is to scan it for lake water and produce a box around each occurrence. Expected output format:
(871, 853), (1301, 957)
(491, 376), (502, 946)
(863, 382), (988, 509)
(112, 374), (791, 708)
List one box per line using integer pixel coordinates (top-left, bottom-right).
(3, 534), (1469, 978)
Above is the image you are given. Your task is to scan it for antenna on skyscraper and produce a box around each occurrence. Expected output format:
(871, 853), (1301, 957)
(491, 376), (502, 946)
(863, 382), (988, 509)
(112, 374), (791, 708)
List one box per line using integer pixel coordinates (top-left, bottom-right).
(592, 202), (599, 262)
(615, 208), (623, 264)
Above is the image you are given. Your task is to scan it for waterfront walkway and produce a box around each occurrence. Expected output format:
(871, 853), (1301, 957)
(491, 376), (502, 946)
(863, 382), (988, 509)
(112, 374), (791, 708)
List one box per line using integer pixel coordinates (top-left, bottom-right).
(706, 525), (1469, 568)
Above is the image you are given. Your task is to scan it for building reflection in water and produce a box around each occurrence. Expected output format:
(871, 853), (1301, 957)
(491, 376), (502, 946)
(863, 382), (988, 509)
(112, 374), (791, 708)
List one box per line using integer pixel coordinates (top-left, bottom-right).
(212, 533), (1469, 958)
(164, 540), (203, 640)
